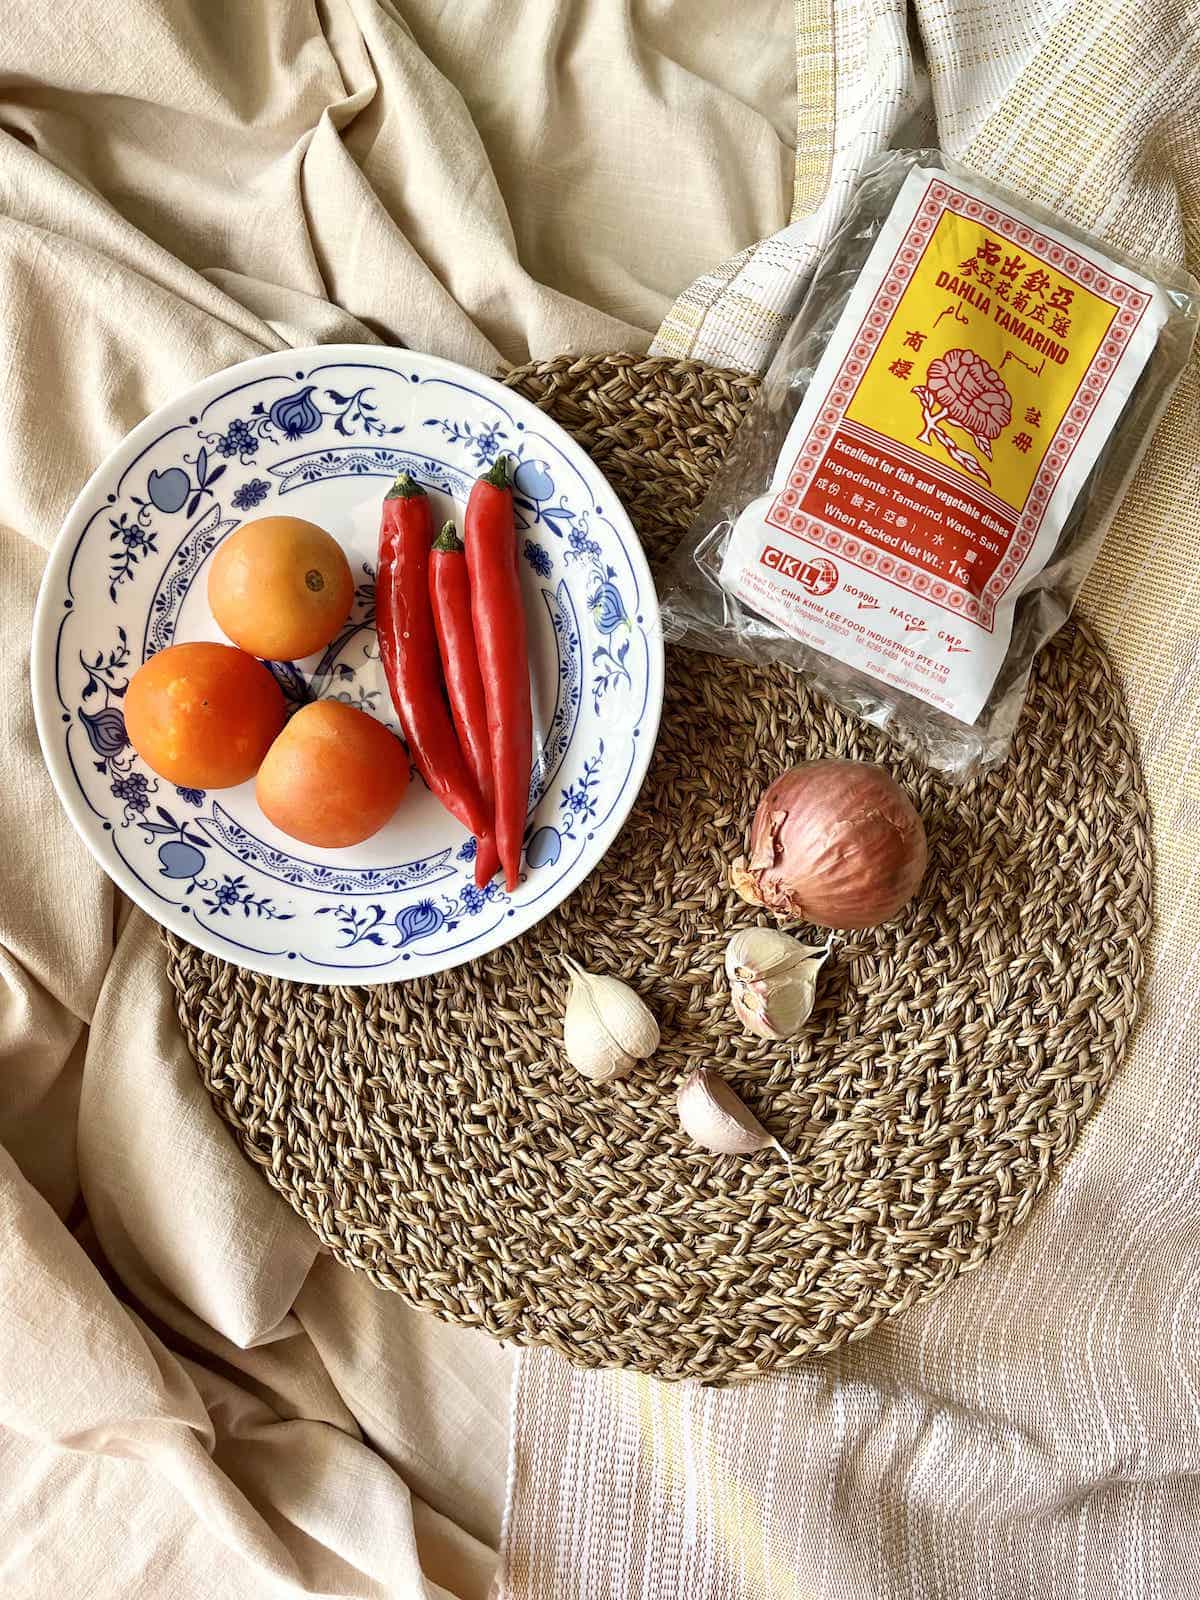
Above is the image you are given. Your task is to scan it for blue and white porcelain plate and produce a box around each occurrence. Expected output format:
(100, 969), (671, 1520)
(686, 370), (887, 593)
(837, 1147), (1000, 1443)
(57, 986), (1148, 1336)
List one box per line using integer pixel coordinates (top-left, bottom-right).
(31, 346), (663, 984)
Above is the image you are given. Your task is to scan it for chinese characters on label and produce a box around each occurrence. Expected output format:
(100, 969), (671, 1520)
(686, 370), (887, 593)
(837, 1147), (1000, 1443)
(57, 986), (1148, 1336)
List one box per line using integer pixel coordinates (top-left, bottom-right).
(719, 168), (1162, 724)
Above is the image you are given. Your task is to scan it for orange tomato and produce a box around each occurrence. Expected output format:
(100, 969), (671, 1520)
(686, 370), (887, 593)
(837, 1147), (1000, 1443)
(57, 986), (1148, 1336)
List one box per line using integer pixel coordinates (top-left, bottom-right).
(208, 516), (354, 661)
(255, 700), (409, 848)
(124, 642), (286, 789)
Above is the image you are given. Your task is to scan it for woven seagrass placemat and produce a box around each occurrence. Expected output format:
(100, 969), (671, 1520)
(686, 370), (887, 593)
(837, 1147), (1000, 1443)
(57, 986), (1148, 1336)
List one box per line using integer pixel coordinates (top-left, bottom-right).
(165, 354), (1152, 1384)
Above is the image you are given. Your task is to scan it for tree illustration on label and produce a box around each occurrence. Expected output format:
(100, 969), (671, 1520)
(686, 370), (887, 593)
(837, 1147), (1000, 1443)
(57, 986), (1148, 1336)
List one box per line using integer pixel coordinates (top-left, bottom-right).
(910, 348), (1012, 487)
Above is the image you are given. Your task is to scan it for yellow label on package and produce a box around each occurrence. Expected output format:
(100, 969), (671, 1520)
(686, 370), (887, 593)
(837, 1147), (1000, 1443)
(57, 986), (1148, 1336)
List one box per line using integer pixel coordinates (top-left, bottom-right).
(720, 167), (1169, 724)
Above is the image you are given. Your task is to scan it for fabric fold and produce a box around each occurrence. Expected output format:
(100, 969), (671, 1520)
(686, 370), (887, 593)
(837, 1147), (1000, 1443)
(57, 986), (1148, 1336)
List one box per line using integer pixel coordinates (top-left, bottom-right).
(500, 2), (1200, 1597)
(1, 1), (803, 1593)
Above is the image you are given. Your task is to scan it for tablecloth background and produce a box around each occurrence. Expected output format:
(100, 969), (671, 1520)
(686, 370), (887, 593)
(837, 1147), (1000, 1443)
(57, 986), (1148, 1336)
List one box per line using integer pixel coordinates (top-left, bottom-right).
(3, 2), (1199, 1597)
(0, 4), (793, 1594)
(508, 1), (1200, 1594)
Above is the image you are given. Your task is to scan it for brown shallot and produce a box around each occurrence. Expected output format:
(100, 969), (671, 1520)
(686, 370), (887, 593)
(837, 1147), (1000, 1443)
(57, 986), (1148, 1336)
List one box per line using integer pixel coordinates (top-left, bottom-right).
(731, 760), (926, 930)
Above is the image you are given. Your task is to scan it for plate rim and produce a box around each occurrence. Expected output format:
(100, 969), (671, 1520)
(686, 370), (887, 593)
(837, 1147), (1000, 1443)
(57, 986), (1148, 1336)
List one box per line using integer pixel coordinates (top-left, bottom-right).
(31, 343), (665, 986)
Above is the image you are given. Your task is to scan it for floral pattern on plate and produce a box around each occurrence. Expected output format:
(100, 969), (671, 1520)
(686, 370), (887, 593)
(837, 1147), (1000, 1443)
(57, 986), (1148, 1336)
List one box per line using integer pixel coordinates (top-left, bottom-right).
(32, 346), (662, 983)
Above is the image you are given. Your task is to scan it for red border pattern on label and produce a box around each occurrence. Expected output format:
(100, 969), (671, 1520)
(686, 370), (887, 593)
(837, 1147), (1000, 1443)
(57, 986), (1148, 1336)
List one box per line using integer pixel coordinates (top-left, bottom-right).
(764, 180), (1151, 628)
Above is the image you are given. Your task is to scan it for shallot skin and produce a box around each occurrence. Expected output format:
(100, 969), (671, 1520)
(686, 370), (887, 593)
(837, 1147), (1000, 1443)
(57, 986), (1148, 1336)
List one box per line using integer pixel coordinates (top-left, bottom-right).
(732, 760), (927, 930)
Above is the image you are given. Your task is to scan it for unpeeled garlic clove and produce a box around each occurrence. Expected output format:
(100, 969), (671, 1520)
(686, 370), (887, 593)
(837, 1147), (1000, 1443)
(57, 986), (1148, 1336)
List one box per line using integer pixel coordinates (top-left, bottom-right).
(563, 1008), (635, 1081)
(676, 1068), (784, 1156)
(725, 927), (824, 980)
(562, 960), (659, 1083)
(725, 927), (829, 1040)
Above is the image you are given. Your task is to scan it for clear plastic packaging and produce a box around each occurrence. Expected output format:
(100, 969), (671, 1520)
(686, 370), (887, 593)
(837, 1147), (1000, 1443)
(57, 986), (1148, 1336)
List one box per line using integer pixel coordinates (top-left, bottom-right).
(661, 150), (1200, 778)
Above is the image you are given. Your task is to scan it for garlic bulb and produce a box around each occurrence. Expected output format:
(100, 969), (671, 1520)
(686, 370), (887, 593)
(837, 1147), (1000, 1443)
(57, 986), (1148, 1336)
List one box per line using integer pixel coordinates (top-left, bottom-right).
(725, 927), (829, 1040)
(562, 960), (659, 1082)
(676, 1068), (783, 1156)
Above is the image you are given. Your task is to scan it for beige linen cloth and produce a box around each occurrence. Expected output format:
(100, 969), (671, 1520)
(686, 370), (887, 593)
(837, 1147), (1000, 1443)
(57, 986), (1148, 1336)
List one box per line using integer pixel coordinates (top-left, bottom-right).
(0, 3), (796, 1597)
(5, 1), (1200, 1597)
(504, 1), (1200, 1598)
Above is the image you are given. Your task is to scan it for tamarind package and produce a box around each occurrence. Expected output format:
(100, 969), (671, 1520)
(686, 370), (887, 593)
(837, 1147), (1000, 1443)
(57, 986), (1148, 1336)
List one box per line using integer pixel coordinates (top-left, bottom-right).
(661, 150), (1199, 777)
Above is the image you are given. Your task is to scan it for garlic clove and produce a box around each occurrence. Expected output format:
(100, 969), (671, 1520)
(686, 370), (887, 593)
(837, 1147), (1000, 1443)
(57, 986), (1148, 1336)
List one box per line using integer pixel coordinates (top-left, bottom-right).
(562, 961), (658, 1082)
(563, 1004), (636, 1081)
(729, 974), (813, 1039)
(725, 929), (829, 1040)
(724, 927), (828, 983)
(570, 967), (660, 1059)
(676, 1068), (783, 1156)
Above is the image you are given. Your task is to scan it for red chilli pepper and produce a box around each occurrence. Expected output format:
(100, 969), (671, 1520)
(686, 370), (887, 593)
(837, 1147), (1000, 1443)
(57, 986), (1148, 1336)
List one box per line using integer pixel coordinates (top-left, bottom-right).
(376, 474), (488, 840)
(429, 521), (501, 888)
(464, 456), (531, 893)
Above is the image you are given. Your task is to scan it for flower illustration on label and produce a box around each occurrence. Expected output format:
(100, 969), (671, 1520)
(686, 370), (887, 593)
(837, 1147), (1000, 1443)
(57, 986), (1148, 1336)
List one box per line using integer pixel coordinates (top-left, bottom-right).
(911, 349), (1011, 485)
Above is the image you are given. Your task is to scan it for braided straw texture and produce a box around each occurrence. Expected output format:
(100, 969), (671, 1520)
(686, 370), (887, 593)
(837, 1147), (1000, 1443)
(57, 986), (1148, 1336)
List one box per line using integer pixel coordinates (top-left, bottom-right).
(165, 354), (1152, 1384)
